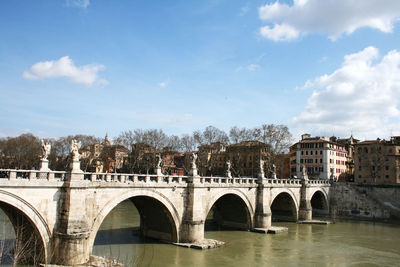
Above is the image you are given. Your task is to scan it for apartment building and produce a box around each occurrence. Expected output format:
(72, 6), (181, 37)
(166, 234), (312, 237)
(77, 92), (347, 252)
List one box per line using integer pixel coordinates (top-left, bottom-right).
(354, 136), (400, 184)
(290, 134), (355, 180)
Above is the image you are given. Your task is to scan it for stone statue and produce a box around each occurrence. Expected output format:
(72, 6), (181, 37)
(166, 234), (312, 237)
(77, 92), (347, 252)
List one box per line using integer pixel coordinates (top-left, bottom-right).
(191, 153), (198, 169)
(70, 139), (82, 161)
(301, 164), (308, 180)
(258, 159), (265, 178)
(271, 163), (277, 179)
(226, 160), (231, 171)
(156, 154), (163, 168)
(226, 160), (232, 178)
(41, 139), (51, 160)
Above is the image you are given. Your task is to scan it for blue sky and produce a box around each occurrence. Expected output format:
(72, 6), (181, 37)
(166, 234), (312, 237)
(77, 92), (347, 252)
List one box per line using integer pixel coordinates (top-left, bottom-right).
(1, 0), (400, 141)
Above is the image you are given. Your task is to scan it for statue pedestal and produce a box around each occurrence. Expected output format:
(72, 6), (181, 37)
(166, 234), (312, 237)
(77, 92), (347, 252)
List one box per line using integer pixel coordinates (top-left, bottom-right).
(40, 159), (50, 171)
(70, 160), (83, 177)
(190, 168), (198, 177)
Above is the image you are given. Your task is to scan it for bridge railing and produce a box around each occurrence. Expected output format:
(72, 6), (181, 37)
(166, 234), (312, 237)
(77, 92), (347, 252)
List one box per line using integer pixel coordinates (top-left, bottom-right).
(306, 179), (330, 185)
(0, 168), (330, 186)
(0, 169), (67, 181)
(265, 178), (301, 185)
(83, 172), (190, 185)
(199, 176), (258, 185)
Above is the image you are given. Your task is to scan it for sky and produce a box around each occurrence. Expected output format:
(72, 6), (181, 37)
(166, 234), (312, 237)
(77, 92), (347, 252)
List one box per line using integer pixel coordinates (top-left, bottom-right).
(1, 0), (400, 141)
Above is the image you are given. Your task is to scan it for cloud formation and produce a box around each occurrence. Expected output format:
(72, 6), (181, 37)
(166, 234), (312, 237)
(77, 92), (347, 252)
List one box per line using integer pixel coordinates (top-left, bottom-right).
(259, 0), (400, 41)
(293, 46), (400, 139)
(66, 0), (90, 9)
(23, 56), (106, 86)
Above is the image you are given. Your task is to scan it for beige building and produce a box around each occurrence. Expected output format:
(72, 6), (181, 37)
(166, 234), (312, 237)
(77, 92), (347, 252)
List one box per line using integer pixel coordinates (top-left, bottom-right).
(290, 134), (355, 180)
(80, 136), (129, 173)
(354, 136), (400, 184)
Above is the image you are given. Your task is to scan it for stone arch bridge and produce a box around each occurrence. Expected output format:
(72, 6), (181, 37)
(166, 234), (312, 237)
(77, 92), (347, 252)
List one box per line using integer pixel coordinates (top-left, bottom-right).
(0, 169), (330, 265)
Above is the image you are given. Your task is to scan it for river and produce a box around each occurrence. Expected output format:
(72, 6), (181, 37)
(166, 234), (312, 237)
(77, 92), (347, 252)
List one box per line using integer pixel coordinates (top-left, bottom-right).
(92, 200), (400, 267)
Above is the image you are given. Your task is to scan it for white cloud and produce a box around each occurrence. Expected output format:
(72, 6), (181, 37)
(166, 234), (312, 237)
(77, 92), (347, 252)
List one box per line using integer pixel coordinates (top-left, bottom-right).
(236, 63), (260, 72)
(259, 0), (400, 41)
(247, 64), (260, 71)
(293, 46), (400, 139)
(259, 23), (299, 41)
(159, 80), (169, 88)
(66, 0), (90, 8)
(23, 56), (106, 86)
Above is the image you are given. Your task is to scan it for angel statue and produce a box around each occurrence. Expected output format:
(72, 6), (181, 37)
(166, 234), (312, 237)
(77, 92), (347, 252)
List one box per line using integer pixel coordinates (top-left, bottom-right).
(70, 139), (82, 161)
(156, 154), (163, 169)
(41, 140), (51, 160)
(191, 153), (198, 169)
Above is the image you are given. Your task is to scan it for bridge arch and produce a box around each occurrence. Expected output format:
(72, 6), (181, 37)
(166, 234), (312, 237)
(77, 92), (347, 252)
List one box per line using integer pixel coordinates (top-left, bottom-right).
(270, 190), (299, 222)
(205, 189), (254, 230)
(0, 190), (50, 264)
(310, 189), (329, 216)
(88, 189), (180, 251)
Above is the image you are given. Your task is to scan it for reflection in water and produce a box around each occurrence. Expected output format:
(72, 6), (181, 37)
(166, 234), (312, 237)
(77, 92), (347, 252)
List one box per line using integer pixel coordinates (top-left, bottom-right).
(93, 200), (400, 266)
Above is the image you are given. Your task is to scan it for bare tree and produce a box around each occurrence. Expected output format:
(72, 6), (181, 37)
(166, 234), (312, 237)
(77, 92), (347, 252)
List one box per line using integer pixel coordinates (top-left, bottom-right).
(253, 124), (292, 154)
(180, 134), (196, 152)
(229, 126), (254, 143)
(0, 134), (41, 170)
(167, 135), (182, 152)
(115, 130), (136, 150)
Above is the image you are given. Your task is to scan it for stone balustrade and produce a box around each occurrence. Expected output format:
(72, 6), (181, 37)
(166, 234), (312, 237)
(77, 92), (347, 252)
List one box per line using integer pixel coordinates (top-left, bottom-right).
(0, 168), (330, 186)
(0, 169), (67, 181)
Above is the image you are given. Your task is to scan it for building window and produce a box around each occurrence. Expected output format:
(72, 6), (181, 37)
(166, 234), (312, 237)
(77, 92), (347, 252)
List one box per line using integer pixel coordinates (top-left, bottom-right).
(315, 159), (318, 163)
(359, 166), (361, 170)
(386, 175), (389, 179)
(311, 151), (313, 155)
(306, 151), (308, 155)
(385, 166), (389, 170)
(320, 158), (323, 163)
(300, 159), (303, 163)
(301, 151), (304, 155)
(320, 150), (323, 155)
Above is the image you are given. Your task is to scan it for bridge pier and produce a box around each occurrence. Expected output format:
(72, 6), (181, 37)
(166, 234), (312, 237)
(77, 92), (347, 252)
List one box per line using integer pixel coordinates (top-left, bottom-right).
(254, 183), (272, 229)
(299, 183), (312, 221)
(52, 175), (91, 265)
(180, 176), (205, 244)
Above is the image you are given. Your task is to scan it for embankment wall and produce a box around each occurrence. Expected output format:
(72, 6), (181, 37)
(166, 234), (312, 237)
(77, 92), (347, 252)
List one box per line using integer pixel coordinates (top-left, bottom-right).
(330, 183), (400, 221)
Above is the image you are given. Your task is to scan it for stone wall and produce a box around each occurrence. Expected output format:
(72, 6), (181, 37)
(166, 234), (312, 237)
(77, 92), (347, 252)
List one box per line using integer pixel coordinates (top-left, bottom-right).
(330, 183), (400, 221)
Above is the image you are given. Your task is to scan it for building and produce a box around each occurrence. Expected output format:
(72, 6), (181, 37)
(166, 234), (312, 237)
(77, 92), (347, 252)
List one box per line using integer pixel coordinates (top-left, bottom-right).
(198, 141), (270, 177)
(354, 136), (400, 184)
(290, 134), (354, 180)
(198, 142), (227, 176)
(275, 152), (291, 179)
(80, 135), (130, 173)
